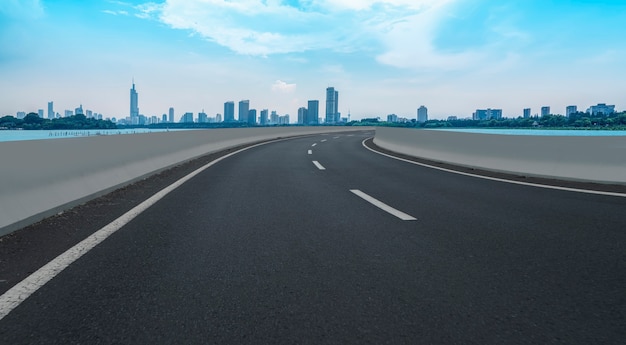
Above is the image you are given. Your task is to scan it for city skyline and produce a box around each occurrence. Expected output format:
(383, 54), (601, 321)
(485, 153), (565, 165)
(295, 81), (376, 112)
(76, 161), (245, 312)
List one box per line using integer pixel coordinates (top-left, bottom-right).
(1, 1), (625, 120)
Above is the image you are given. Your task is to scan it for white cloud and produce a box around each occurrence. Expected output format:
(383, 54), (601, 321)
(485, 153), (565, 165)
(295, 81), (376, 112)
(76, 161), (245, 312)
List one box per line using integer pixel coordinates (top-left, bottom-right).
(138, 0), (444, 57)
(102, 9), (129, 16)
(271, 80), (296, 93)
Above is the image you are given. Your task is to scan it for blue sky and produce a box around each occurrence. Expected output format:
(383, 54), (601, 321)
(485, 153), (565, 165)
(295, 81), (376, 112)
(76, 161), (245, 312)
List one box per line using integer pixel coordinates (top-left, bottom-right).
(1, 0), (625, 121)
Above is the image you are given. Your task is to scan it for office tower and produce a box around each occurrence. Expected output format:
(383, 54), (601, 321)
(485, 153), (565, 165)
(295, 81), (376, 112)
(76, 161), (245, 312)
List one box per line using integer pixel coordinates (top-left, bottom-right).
(586, 103), (615, 115)
(270, 110), (279, 124)
(298, 107), (307, 124)
(75, 104), (84, 115)
(334, 90), (339, 123)
(541, 106), (550, 116)
(239, 100), (250, 122)
(162, 114), (167, 123)
(387, 114), (398, 122)
(47, 101), (54, 119)
(181, 112), (194, 123)
(198, 110), (208, 123)
(565, 105), (577, 117)
(224, 101), (235, 122)
(248, 109), (257, 125)
(169, 107), (175, 123)
(307, 100), (319, 125)
(260, 109), (268, 125)
(37, 109), (44, 118)
(325, 87), (338, 124)
(216, 113), (222, 123)
(523, 108), (531, 118)
(473, 108), (502, 120)
(417, 106), (428, 123)
(130, 81), (139, 118)
(64, 110), (73, 117)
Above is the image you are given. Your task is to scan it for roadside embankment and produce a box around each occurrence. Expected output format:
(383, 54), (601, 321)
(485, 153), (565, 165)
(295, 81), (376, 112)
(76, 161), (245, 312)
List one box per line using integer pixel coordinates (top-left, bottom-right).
(374, 127), (626, 185)
(0, 127), (366, 236)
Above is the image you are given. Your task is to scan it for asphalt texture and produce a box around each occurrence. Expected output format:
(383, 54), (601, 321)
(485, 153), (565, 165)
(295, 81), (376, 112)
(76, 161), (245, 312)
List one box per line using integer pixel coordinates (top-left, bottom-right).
(1, 130), (625, 344)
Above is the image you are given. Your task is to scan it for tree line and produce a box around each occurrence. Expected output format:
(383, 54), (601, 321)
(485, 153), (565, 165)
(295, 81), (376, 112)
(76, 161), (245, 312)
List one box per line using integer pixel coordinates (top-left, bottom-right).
(349, 111), (626, 129)
(0, 113), (116, 130)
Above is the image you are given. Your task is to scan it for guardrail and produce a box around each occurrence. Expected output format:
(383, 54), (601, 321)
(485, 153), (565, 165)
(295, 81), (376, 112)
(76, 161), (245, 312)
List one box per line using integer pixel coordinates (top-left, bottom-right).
(374, 127), (626, 185)
(0, 127), (365, 236)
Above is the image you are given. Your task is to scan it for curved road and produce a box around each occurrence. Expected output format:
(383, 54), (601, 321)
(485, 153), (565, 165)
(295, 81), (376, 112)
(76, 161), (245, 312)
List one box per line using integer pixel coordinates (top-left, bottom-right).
(1, 130), (625, 344)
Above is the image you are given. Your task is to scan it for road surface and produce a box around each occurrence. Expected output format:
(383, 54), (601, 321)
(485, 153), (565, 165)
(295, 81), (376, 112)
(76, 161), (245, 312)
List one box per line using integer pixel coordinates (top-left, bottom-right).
(1, 130), (625, 344)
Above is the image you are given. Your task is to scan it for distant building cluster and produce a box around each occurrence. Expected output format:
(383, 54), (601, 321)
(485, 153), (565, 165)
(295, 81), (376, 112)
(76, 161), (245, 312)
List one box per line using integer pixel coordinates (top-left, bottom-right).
(8, 80), (620, 124)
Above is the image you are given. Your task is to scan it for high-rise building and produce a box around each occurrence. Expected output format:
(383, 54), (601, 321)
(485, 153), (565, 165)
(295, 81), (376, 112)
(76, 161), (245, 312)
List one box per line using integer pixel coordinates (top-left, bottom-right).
(541, 106), (550, 116)
(47, 101), (54, 119)
(162, 114), (167, 123)
(523, 108), (531, 118)
(417, 106), (428, 123)
(387, 114), (398, 123)
(75, 104), (84, 115)
(130, 81), (139, 118)
(248, 109), (257, 125)
(260, 109), (268, 125)
(307, 100), (319, 125)
(325, 87), (338, 124)
(298, 107), (308, 124)
(566, 105), (577, 117)
(168, 107), (175, 123)
(215, 113), (222, 123)
(224, 101), (235, 122)
(239, 100), (250, 122)
(473, 108), (502, 120)
(37, 109), (44, 118)
(181, 112), (194, 123)
(198, 110), (208, 123)
(586, 103), (615, 115)
(64, 110), (73, 117)
(334, 90), (339, 123)
(270, 110), (279, 124)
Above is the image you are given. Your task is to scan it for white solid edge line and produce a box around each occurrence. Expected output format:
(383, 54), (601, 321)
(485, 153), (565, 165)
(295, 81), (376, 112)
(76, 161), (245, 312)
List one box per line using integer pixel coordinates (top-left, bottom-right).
(312, 160), (326, 170)
(350, 189), (416, 221)
(361, 138), (626, 198)
(0, 139), (284, 321)
(308, 150), (312, 155)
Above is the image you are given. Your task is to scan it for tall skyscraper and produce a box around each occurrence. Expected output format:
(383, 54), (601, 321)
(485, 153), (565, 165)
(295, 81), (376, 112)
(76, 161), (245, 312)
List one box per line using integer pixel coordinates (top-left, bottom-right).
(75, 104), (84, 115)
(224, 101), (235, 122)
(260, 109), (268, 125)
(168, 107), (175, 123)
(565, 105), (577, 117)
(297, 107), (307, 124)
(248, 109), (257, 125)
(307, 100), (319, 125)
(130, 81), (139, 118)
(47, 101), (54, 119)
(523, 108), (531, 118)
(541, 106), (550, 116)
(270, 110), (279, 124)
(417, 106), (428, 123)
(239, 100), (250, 122)
(325, 87), (338, 124)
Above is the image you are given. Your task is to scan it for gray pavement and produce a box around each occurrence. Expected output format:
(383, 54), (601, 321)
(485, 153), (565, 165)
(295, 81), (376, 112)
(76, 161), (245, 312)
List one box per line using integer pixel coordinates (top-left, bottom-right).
(1, 131), (625, 344)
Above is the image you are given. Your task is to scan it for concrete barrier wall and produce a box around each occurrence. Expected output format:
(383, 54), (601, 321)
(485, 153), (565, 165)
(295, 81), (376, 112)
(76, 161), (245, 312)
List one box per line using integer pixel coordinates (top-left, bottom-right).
(0, 127), (364, 235)
(374, 127), (626, 184)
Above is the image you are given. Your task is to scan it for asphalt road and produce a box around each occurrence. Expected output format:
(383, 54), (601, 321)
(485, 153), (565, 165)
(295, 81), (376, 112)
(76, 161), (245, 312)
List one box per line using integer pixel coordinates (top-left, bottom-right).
(1, 130), (625, 344)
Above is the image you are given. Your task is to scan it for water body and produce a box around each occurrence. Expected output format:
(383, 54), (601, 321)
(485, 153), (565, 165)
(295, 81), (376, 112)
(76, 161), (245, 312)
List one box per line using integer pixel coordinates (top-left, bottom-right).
(0, 128), (199, 143)
(429, 128), (626, 136)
